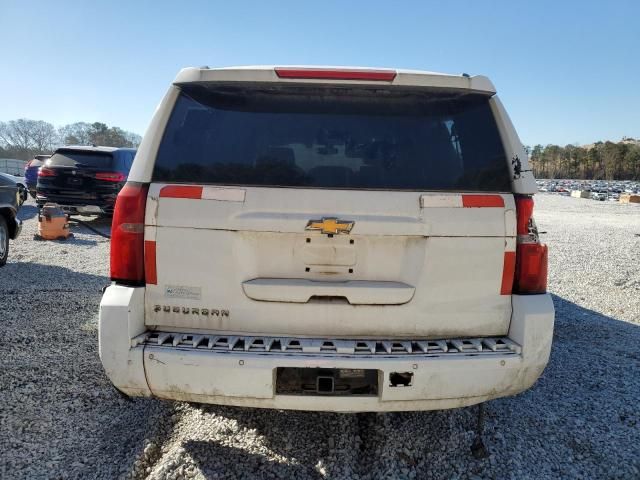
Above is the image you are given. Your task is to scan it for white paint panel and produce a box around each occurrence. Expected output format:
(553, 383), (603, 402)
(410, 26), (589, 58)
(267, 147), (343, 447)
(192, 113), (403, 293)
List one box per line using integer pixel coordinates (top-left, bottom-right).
(201, 187), (246, 202)
(420, 194), (463, 208)
(146, 228), (512, 337)
(504, 208), (517, 238)
(98, 286), (150, 396)
(152, 186), (513, 237)
(145, 349), (274, 399)
(127, 87), (180, 183)
(490, 96), (537, 194)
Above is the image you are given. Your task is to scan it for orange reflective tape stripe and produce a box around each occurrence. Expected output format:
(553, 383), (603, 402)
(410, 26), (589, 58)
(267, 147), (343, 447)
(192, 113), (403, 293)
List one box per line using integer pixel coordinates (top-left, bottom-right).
(462, 194), (505, 208)
(144, 240), (157, 285)
(500, 251), (516, 295)
(159, 185), (203, 199)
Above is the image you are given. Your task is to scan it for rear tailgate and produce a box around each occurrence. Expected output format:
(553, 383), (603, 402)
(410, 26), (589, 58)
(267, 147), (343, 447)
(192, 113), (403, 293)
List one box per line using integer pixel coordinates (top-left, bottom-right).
(142, 81), (515, 338)
(144, 187), (514, 338)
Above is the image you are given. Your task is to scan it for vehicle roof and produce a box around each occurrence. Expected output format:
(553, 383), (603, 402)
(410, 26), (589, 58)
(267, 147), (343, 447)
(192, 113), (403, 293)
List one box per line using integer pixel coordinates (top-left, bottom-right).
(0, 172), (21, 184)
(55, 146), (136, 154)
(173, 65), (497, 94)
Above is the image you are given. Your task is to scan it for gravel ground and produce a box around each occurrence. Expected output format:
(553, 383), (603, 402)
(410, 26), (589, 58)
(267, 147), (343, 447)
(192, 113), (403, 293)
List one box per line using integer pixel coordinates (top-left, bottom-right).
(0, 195), (639, 479)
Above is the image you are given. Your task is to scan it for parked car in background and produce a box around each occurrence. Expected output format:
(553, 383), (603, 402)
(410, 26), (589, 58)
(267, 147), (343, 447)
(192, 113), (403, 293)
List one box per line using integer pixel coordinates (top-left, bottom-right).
(0, 172), (23, 266)
(536, 179), (640, 197)
(0, 173), (28, 206)
(24, 154), (51, 197)
(100, 66), (553, 412)
(36, 146), (136, 216)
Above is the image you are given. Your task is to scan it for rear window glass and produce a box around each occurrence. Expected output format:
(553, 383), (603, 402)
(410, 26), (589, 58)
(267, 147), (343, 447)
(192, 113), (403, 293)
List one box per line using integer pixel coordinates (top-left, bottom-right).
(48, 151), (114, 169)
(153, 84), (511, 191)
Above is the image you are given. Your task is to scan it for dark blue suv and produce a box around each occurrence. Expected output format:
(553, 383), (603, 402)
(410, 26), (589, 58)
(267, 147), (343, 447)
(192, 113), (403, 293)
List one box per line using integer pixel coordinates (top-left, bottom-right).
(24, 154), (51, 197)
(36, 146), (136, 216)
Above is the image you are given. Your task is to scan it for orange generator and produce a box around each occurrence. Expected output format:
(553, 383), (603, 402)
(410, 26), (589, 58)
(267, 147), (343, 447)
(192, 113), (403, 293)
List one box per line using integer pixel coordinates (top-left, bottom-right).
(36, 204), (72, 240)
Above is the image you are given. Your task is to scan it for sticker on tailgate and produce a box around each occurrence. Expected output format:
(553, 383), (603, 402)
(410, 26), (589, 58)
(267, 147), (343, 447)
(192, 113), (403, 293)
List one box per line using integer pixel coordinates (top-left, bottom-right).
(164, 285), (201, 300)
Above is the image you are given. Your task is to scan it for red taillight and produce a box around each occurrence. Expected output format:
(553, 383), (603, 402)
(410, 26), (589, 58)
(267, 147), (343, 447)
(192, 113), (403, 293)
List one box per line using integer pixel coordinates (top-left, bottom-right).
(274, 67), (397, 81)
(38, 167), (56, 177)
(95, 172), (127, 182)
(110, 182), (148, 285)
(513, 195), (548, 294)
(514, 243), (548, 294)
(515, 196), (534, 235)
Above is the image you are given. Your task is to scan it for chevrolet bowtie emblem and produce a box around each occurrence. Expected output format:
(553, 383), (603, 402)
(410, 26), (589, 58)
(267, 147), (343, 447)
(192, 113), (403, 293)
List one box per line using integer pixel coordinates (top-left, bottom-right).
(305, 217), (354, 235)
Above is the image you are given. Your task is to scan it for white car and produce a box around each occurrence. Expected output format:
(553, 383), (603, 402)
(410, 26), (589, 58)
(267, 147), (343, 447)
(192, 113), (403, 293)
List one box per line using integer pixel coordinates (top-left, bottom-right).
(99, 66), (554, 412)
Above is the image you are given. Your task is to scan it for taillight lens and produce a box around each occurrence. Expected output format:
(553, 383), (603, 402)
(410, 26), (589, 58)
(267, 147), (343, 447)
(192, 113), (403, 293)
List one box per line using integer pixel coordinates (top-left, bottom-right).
(95, 172), (127, 182)
(513, 195), (548, 294)
(514, 243), (548, 294)
(38, 167), (56, 177)
(515, 196), (534, 235)
(110, 182), (148, 285)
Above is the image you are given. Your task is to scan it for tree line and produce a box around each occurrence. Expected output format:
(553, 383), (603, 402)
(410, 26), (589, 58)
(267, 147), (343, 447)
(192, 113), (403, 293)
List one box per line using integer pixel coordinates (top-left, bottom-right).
(3, 117), (638, 181)
(527, 140), (640, 180)
(0, 118), (141, 161)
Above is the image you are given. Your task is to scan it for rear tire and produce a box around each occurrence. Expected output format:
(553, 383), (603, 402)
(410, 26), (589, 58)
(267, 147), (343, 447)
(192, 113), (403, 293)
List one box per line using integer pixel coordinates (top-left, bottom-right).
(0, 216), (9, 267)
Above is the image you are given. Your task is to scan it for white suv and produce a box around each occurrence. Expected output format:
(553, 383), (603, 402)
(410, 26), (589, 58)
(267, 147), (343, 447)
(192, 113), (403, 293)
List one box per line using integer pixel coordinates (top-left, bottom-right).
(99, 66), (553, 412)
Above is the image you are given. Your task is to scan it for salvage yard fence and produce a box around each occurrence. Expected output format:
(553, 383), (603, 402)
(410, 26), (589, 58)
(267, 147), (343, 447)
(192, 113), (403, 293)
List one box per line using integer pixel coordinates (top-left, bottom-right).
(0, 158), (26, 176)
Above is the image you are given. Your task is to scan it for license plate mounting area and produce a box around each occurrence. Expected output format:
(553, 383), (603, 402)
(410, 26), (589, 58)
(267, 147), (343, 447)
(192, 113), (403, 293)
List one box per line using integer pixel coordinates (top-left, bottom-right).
(275, 367), (379, 396)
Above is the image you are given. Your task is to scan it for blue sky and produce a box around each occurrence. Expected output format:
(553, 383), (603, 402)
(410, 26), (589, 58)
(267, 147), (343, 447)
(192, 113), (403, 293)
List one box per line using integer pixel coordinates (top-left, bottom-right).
(1, 0), (638, 146)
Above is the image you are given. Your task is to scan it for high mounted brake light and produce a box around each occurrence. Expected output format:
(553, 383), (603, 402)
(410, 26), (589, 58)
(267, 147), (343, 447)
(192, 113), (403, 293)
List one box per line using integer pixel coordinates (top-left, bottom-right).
(110, 182), (148, 285)
(513, 195), (548, 294)
(274, 68), (397, 81)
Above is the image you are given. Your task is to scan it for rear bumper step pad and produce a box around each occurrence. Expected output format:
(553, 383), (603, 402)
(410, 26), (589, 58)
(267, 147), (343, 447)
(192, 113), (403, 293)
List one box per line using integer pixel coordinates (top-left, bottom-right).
(132, 331), (521, 356)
